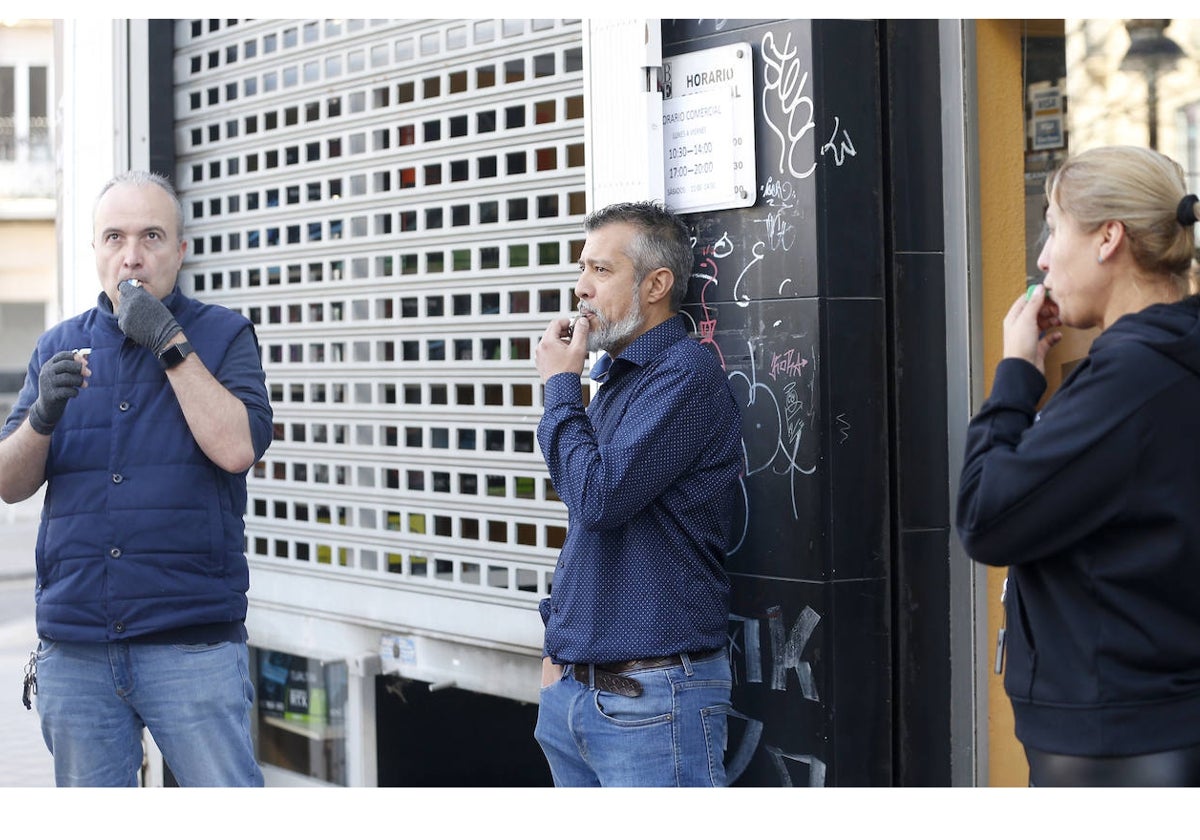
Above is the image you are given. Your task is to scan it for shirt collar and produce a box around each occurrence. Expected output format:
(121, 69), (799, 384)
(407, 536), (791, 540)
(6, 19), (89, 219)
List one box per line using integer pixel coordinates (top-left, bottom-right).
(590, 315), (687, 383)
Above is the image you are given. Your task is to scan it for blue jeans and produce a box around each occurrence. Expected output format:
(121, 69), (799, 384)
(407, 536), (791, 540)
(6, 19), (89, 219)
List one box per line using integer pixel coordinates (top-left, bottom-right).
(534, 649), (732, 786)
(35, 639), (263, 787)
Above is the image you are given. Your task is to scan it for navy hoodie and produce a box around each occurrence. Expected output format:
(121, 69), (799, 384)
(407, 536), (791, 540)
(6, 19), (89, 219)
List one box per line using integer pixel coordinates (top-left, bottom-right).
(957, 295), (1200, 757)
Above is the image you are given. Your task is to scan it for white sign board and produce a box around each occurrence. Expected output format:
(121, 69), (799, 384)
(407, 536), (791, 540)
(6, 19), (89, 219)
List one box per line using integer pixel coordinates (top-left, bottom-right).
(1032, 116), (1064, 150)
(1030, 88), (1062, 114)
(662, 43), (756, 213)
(1028, 84), (1065, 151)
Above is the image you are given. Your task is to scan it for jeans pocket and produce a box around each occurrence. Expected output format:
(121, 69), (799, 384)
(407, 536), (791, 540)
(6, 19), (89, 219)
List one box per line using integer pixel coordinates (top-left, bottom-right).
(172, 641), (229, 653)
(592, 685), (672, 727)
(699, 703), (732, 785)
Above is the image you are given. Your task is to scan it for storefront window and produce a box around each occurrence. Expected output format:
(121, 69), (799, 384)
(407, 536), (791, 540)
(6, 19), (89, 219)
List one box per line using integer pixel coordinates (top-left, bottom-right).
(1183, 101), (1200, 195)
(252, 647), (349, 785)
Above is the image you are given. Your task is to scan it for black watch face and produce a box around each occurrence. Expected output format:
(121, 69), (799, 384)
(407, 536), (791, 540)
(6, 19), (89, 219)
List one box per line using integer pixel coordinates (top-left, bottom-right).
(161, 343), (190, 368)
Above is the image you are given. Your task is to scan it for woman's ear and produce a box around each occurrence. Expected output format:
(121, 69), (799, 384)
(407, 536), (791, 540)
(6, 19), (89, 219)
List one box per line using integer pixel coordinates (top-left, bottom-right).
(1098, 219), (1126, 262)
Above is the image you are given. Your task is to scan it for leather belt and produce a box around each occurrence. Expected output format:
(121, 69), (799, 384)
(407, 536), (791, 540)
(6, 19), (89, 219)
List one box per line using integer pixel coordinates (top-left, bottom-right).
(570, 649), (724, 698)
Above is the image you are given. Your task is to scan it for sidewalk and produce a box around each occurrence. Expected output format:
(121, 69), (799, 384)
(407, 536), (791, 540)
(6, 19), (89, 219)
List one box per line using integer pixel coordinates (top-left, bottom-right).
(0, 489), (54, 787)
(0, 608), (53, 786)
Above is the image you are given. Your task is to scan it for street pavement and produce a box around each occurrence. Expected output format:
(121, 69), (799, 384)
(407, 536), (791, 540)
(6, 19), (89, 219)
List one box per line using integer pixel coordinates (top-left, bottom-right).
(0, 490), (55, 787)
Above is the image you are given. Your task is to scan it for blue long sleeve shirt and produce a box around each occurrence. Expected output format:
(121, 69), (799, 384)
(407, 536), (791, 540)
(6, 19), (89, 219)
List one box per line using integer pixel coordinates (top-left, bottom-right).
(537, 315), (743, 664)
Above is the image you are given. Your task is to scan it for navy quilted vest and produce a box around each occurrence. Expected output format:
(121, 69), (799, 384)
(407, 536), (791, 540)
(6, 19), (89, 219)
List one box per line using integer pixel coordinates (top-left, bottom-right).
(33, 290), (261, 642)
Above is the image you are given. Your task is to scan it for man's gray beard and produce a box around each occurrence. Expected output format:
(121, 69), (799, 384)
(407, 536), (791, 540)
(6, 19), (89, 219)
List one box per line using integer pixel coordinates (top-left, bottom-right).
(587, 294), (643, 353)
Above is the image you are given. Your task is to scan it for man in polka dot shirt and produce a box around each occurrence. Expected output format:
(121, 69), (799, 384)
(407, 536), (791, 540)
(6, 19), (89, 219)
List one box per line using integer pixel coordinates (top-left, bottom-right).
(532, 200), (743, 786)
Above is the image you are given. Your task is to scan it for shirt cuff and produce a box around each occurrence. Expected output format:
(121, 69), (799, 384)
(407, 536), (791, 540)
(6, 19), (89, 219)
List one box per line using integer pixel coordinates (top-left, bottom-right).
(542, 371), (583, 409)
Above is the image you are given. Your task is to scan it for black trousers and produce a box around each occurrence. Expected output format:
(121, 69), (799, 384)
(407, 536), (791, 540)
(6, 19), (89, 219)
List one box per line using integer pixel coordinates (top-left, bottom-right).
(1025, 743), (1200, 786)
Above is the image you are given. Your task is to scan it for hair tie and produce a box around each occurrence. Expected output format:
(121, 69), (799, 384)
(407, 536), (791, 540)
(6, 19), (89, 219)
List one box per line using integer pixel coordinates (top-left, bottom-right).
(1177, 194), (1199, 227)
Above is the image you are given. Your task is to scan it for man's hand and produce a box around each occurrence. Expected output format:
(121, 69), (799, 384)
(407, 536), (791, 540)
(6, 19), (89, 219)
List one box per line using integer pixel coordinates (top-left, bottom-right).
(117, 279), (182, 353)
(535, 316), (590, 383)
(541, 656), (564, 688)
(28, 351), (87, 435)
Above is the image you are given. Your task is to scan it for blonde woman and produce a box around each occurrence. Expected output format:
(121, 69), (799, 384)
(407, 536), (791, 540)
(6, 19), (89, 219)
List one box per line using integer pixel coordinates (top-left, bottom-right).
(957, 146), (1200, 785)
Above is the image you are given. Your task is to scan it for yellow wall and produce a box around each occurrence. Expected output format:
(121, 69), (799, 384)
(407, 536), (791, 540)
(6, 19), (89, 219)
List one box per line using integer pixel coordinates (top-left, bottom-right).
(0, 221), (57, 306)
(974, 19), (1028, 788)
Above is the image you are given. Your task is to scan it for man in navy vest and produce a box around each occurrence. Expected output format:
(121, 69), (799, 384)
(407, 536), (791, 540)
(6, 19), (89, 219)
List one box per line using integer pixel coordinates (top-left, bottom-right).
(532, 201), (743, 786)
(0, 171), (273, 786)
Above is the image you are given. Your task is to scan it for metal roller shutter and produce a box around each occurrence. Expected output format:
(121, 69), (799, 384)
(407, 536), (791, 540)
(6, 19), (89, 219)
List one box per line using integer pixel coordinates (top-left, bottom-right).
(171, 18), (585, 690)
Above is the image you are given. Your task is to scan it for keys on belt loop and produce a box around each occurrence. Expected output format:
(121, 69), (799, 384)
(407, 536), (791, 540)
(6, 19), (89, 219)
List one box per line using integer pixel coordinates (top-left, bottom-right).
(22, 650), (37, 711)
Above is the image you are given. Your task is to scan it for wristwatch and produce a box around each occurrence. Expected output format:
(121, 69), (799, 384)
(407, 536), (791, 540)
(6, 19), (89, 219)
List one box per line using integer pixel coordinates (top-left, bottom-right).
(158, 340), (194, 370)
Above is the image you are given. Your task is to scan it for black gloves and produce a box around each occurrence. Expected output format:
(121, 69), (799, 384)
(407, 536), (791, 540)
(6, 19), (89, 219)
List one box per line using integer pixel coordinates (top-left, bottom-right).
(117, 280), (181, 353)
(28, 351), (85, 435)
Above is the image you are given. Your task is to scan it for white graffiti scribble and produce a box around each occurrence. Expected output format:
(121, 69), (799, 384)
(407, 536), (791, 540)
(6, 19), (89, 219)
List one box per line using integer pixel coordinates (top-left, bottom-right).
(820, 115), (857, 166)
(728, 604), (821, 699)
(727, 338), (818, 522)
(773, 605), (821, 698)
(835, 412), (851, 444)
(726, 605), (826, 786)
(761, 30), (816, 180)
(732, 240), (765, 307)
(755, 210), (797, 252)
(761, 175), (797, 207)
(767, 746), (827, 787)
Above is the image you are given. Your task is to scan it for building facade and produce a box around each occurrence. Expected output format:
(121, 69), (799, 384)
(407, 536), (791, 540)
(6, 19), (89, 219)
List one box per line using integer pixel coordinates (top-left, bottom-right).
(0, 19), (56, 425)
(44, 15), (974, 789)
(43, 17), (1162, 787)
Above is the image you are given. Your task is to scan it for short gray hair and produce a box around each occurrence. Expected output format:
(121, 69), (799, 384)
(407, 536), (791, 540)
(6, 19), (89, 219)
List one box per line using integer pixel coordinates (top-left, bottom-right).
(94, 171), (184, 241)
(584, 201), (694, 312)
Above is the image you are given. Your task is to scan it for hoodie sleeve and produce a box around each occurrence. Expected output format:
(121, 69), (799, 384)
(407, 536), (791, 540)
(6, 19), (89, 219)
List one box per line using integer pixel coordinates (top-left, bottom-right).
(956, 356), (1142, 566)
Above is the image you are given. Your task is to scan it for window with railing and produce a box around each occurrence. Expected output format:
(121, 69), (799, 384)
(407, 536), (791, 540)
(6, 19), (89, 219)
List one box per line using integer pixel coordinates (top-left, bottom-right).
(28, 66), (49, 161)
(0, 66), (14, 161)
(0, 63), (50, 163)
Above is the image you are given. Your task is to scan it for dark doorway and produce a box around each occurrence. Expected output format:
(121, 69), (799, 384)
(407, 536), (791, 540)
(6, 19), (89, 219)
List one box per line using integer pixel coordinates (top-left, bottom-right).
(375, 676), (551, 786)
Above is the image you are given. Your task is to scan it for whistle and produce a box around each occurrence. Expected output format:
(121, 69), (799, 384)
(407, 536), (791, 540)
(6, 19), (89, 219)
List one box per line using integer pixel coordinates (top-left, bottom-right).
(562, 316), (579, 342)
